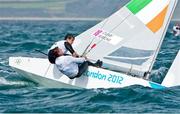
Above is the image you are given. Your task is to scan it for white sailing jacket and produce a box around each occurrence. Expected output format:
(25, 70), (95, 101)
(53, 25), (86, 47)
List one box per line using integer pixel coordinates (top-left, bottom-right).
(55, 56), (85, 78)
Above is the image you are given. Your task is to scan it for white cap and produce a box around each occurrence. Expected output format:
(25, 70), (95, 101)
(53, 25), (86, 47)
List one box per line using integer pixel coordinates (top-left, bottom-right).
(48, 43), (58, 52)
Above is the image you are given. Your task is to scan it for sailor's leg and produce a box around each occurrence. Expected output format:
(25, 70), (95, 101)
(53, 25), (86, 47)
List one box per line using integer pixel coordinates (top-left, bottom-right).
(76, 62), (89, 78)
(86, 60), (103, 67)
(86, 61), (96, 66)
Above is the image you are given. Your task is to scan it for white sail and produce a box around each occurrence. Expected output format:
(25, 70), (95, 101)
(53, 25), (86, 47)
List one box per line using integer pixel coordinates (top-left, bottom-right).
(73, 0), (178, 77)
(162, 50), (180, 87)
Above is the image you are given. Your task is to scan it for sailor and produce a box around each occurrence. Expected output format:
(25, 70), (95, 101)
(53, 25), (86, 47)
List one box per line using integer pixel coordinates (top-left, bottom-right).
(48, 34), (79, 64)
(51, 47), (102, 79)
(173, 24), (180, 37)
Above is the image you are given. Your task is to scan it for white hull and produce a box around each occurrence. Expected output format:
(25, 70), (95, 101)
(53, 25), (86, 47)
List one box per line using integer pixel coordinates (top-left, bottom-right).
(9, 57), (165, 89)
(14, 68), (80, 89)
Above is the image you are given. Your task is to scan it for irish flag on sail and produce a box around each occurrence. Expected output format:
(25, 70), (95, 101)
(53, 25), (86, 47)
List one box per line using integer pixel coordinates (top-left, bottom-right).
(127, 0), (170, 33)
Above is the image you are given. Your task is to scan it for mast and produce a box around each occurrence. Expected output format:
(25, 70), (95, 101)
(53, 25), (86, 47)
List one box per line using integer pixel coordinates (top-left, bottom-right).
(145, 0), (178, 79)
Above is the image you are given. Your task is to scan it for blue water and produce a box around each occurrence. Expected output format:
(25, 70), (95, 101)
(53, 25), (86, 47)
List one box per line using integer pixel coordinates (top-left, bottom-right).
(0, 20), (180, 113)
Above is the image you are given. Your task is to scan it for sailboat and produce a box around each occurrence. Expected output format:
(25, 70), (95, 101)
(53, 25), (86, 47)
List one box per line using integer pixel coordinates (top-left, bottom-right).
(9, 0), (179, 89)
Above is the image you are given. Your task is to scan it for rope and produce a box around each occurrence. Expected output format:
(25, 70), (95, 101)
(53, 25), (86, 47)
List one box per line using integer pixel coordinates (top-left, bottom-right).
(81, 6), (122, 56)
(84, 13), (131, 56)
(81, 18), (110, 56)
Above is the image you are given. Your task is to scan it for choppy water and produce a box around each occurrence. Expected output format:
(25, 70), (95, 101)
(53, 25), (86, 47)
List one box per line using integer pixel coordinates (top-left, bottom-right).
(0, 20), (180, 113)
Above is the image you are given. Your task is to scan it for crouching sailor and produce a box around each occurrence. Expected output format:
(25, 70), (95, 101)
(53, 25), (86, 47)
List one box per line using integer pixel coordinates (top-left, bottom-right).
(50, 47), (102, 79)
(48, 34), (79, 64)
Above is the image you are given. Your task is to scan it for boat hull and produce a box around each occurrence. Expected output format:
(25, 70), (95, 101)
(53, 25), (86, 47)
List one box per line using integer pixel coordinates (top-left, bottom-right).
(9, 57), (165, 89)
(14, 67), (80, 89)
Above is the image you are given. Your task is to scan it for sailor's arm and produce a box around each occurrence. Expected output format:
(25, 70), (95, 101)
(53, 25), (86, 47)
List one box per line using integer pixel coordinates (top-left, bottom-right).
(64, 42), (79, 57)
(71, 57), (86, 64)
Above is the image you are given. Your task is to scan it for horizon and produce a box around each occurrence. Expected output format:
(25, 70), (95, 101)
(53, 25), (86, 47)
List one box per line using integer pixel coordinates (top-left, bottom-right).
(0, 17), (179, 22)
(0, 0), (179, 20)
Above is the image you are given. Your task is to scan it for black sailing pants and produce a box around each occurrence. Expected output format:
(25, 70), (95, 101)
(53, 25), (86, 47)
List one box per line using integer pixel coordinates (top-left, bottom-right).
(74, 61), (96, 78)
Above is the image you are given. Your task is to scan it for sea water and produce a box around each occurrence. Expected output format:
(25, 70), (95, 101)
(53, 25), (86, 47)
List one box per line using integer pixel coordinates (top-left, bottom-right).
(0, 20), (180, 113)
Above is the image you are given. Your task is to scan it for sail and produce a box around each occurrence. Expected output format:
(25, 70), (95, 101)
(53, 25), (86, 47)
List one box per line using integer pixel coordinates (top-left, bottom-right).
(73, 0), (178, 77)
(162, 50), (180, 87)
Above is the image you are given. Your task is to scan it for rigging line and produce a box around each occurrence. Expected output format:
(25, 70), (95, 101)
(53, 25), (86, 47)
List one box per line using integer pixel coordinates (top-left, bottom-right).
(100, 18), (110, 29)
(110, 14), (131, 33)
(35, 49), (48, 56)
(146, 1), (177, 79)
(82, 19), (110, 56)
(99, 6), (127, 29)
(81, 6), (120, 56)
(84, 13), (131, 56)
(81, 16), (111, 56)
(81, 37), (95, 56)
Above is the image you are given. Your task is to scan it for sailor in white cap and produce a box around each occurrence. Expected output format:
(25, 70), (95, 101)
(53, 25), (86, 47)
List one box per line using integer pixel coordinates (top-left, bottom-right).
(48, 34), (79, 64)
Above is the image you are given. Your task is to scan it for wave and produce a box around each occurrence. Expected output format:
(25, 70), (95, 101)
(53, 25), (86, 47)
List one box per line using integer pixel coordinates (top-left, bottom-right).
(0, 77), (37, 89)
(150, 67), (168, 83)
(0, 77), (27, 86)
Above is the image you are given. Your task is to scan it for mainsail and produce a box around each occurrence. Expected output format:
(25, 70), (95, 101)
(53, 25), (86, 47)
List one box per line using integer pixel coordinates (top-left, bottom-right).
(73, 0), (178, 77)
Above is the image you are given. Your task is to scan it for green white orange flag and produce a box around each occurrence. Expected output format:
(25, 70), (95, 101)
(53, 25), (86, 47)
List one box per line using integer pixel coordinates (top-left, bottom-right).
(127, 0), (170, 33)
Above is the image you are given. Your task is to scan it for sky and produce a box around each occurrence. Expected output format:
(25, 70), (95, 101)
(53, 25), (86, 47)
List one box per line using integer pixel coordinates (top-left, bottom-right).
(0, 0), (179, 20)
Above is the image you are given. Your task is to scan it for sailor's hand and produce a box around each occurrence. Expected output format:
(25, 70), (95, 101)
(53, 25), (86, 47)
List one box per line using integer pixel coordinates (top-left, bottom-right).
(73, 52), (79, 58)
(84, 56), (88, 60)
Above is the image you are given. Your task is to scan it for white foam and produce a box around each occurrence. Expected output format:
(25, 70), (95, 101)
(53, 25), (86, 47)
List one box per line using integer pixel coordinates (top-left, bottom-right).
(93, 89), (109, 94)
(0, 77), (27, 86)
